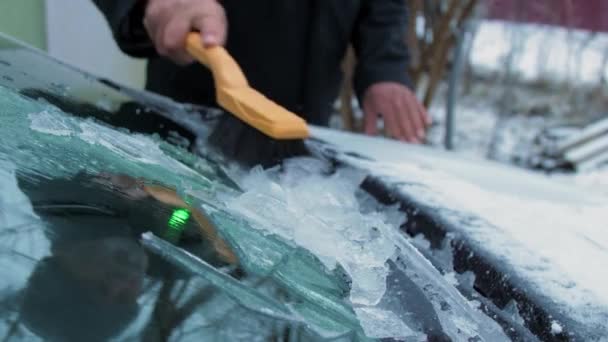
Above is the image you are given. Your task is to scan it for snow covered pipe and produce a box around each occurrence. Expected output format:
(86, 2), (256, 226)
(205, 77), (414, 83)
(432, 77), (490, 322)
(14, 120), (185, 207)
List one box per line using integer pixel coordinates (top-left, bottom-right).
(446, 20), (475, 150)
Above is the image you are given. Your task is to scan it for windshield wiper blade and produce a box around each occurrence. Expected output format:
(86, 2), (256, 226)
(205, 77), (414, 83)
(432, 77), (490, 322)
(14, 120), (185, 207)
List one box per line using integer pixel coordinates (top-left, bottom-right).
(141, 232), (297, 321)
(33, 203), (117, 217)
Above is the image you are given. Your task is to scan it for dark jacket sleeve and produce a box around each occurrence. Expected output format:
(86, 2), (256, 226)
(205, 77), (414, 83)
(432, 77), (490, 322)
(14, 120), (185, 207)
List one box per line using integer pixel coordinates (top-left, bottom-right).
(352, 0), (412, 100)
(92, 0), (156, 57)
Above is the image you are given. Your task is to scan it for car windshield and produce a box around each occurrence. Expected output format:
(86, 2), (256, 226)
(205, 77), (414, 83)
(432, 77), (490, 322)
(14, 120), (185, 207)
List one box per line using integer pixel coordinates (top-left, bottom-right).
(0, 44), (364, 340)
(0, 33), (510, 341)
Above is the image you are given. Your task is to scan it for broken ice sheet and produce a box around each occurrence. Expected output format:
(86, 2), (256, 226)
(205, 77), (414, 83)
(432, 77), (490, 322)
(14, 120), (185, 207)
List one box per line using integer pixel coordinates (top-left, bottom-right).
(16, 95), (209, 187)
(223, 157), (512, 340)
(227, 159), (398, 304)
(225, 158), (414, 336)
(343, 263), (389, 306)
(28, 110), (75, 137)
(353, 307), (417, 339)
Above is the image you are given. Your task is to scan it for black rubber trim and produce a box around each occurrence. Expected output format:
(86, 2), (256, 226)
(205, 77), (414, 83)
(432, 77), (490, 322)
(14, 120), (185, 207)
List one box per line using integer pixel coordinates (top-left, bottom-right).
(360, 176), (586, 342)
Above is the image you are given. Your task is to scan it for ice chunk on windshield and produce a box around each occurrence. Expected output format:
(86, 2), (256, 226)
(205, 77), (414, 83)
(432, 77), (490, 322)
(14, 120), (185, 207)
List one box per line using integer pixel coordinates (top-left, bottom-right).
(28, 110), (74, 137)
(226, 157), (509, 340)
(353, 307), (417, 339)
(227, 158), (404, 335)
(229, 159), (396, 306)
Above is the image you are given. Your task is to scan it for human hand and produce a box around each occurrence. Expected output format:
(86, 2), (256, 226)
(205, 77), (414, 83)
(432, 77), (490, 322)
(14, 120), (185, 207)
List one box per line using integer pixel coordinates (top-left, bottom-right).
(144, 0), (227, 65)
(362, 82), (431, 143)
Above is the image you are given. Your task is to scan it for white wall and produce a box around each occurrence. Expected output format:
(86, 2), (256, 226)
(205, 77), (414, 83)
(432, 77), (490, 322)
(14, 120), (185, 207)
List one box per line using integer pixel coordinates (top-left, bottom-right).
(45, 0), (146, 88)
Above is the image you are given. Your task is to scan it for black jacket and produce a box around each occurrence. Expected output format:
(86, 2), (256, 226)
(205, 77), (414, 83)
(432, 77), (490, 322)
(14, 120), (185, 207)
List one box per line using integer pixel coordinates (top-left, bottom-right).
(93, 0), (411, 126)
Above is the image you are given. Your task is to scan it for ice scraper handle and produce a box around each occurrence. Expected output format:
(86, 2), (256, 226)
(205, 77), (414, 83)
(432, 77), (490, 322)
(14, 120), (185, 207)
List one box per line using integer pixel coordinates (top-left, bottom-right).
(185, 32), (249, 89)
(185, 32), (310, 140)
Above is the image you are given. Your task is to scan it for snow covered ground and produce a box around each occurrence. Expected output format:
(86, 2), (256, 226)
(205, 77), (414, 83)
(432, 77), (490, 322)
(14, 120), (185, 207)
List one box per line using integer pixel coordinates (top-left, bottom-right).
(471, 21), (608, 86)
(564, 168), (608, 196)
(426, 84), (608, 197)
(425, 20), (608, 197)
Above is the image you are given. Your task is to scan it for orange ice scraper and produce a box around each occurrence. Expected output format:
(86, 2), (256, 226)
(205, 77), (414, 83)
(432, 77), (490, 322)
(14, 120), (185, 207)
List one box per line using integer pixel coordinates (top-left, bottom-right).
(185, 32), (310, 140)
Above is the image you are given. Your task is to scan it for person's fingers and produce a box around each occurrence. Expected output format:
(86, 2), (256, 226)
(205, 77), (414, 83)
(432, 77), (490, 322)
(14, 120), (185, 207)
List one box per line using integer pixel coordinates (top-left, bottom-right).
(404, 94), (425, 142)
(144, 1), (172, 48)
(144, 0), (227, 64)
(192, 6), (227, 46)
(150, 17), (175, 58)
(389, 97), (408, 141)
(416, 102), (432, 142)
(419, 101), (432, 126)
(363, 101), (379, 135)
(377, 102), (401, 140)
(394, 97), (418, 143)
(162, 14), (195, 64)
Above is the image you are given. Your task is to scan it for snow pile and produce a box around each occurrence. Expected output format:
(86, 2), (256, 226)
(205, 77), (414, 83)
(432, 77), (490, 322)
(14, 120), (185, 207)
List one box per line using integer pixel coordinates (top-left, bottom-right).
(550, 166), (608, 199)
(572, 168), (608, 196)
(551, 321), (564, 335)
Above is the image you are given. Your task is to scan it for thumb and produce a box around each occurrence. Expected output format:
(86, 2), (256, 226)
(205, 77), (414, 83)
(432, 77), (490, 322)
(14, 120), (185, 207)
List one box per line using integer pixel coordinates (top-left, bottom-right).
(194, 14), (227, 47)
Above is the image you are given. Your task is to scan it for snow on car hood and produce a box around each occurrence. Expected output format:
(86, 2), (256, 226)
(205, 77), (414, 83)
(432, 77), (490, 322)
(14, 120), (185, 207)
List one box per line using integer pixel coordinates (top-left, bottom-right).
(312, 127), (608, 336)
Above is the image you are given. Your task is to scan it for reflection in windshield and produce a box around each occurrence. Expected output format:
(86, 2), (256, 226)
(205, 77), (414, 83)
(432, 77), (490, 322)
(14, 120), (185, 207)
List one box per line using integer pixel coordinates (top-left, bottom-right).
(0, 169), (341, 341)
(21, 238), (143, 341)
(8, 171), (239, 341)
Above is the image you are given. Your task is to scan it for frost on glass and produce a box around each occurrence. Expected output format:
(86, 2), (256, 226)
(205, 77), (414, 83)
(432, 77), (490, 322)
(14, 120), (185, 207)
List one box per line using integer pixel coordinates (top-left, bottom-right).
(0, 162), (46, 341)
(0, 83), (509, 341)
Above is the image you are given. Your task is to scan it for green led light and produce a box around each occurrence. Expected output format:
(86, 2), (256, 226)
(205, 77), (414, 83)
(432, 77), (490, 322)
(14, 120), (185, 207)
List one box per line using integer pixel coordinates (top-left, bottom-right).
(165, 208), (191, 242)
(169, 209), (191, 228)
